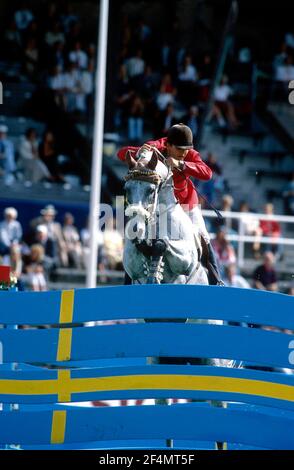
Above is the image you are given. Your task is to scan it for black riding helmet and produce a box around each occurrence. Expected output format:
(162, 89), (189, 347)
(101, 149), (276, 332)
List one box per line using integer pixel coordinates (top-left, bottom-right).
(166, 123), (193, 149)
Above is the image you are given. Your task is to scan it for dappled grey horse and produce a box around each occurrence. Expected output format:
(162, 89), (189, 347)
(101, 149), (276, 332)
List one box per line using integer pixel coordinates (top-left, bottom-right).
(123, 150), (231, 446)
(123, 149), (209, 286)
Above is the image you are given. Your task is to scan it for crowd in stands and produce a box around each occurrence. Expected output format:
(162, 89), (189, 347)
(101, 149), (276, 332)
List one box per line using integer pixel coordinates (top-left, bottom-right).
(0, 204), (124, 291)
(0, 124), (67, 184)
(3, 2), (95, 116)
(113, 16), (245, 143)
(0, 199), (292, 294)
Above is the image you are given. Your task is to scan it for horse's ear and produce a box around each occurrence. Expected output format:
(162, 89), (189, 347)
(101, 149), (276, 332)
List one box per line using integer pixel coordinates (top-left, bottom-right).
(147, 151), (158, 171)
(126, 150), (137, 169)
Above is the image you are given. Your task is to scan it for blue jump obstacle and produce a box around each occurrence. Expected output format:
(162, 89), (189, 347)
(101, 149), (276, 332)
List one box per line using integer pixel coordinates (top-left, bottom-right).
(0, 285), (293, 450)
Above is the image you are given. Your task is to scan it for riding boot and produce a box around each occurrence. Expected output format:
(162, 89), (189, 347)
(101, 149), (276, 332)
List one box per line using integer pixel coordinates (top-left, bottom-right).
(207, 243), (225, 286)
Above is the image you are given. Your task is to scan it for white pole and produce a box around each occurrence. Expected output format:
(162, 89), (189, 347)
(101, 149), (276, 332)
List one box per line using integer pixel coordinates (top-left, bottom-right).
(86, 0), (109, 288)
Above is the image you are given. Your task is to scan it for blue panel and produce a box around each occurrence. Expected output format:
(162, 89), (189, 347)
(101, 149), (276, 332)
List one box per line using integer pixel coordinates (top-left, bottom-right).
(69, 285), (294, 328)
(0, 365), (293, 409)
(1, 405), (294, 448)
(1, 285), (294, 329)
(0, 328), (59, 363)
(0, 290), (61, 325)
(0, 323), (293, 369)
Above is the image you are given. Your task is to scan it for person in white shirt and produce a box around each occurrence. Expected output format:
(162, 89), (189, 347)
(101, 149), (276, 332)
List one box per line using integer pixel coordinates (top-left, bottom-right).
(178, 55), (198, 82)
(63, 62), (81, 112)
(45, 22), (65, 47)
(0, 207), (22, 255)
(224, 263), (250, 289)
(76, 62), (94, 113)
(48, 66), (67, 109)
(126, 50), (145, 78)
(69, 41), (88, 70)
(209, 75), (240, 129)
(18, 128), (51, 182)
(156, 84), (174, 111)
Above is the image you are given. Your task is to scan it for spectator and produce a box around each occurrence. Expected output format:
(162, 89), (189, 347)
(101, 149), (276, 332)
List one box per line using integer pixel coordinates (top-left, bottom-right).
(32, 225), (58, 272)
(45, 21), (65, 47)
(178, 55), (198, 82)
(62, 62), (81, 112)
(197, 54), (213, 102)
(14, 3), (34, 31)
(48, 65), (66, 109)
(30, 205), (68, 267)
(62, 213), (83, 268)
(282, 172), (294, 216)
(127, 94), (144, 143)
(69, 41), (88, 70)
(224, 263), (250, 289)
(156, 83), (175, 111)
(209, 75), (240, 129)
(18, 128), (51, 182)
(0, 125), (16, 184)
(219, 194), (234, 231)
(212, 228), (236, 274)
(23, 244), (48, 291)
(76, 61), (94, 114)
(126, 49), (145, 80)
(39, 130), (65, 182)
(239, 201), (263, 258)
(0, 208), (23, 256)
(1, 243), (23, 290)
(259, 203), (281, 255)
(253, 251), (278, 292)
(287, 287), (294, 296)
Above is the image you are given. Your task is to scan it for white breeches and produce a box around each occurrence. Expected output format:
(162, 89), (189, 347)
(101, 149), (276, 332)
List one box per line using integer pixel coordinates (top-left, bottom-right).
(187, 206), (210, 244)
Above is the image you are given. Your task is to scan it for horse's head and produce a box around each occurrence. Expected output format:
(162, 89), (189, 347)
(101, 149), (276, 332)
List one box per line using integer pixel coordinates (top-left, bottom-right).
(124, 150), (170, 241)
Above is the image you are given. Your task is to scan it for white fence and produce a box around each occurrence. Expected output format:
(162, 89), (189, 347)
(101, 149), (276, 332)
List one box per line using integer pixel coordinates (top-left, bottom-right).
(202, 210), (294, 268)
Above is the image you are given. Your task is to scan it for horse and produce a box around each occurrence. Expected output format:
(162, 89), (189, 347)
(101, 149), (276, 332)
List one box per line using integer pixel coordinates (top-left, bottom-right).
(123, 149), (209, 286)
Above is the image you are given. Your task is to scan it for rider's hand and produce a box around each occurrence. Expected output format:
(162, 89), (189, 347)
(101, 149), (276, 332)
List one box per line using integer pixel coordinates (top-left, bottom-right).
(166, 157), (184, 170)
(138, 143), (153, 157)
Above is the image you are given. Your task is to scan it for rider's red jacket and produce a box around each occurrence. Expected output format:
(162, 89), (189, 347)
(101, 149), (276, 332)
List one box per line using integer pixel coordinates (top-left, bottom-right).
(117, 137), (212, 210)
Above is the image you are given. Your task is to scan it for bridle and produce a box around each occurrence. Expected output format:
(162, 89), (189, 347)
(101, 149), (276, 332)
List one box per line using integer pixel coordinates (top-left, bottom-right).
(124, 164), (174, 225)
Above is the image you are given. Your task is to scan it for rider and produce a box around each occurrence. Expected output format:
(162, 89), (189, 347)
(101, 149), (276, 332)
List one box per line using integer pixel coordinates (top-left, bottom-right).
(117, 123), (224, 285)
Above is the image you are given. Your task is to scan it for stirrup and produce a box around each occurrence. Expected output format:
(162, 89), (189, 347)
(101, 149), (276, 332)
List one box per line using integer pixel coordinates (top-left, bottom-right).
(217, 280), (226, 287)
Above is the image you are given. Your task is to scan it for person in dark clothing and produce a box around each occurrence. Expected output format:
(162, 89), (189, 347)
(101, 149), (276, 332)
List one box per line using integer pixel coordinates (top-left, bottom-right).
(253, 252), (278, 292)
